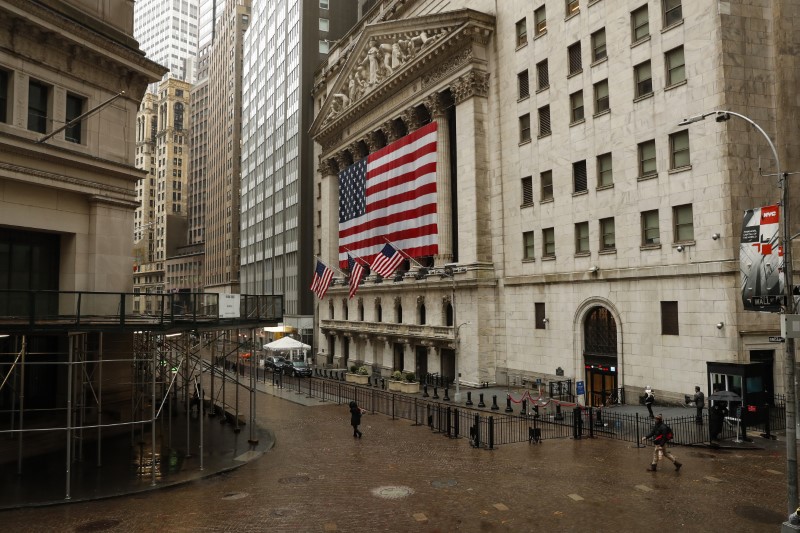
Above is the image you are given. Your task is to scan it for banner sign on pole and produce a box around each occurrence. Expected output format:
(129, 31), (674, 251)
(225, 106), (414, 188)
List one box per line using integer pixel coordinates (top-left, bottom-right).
(741, 205), (784, 312)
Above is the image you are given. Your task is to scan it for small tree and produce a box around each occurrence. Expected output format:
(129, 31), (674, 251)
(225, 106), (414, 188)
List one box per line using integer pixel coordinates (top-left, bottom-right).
(391, 370), (403, 381)
(404, 372), (416, 383)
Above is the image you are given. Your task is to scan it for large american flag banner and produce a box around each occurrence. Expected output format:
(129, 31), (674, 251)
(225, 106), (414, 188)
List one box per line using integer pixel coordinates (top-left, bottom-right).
(338, 121), (438, 268)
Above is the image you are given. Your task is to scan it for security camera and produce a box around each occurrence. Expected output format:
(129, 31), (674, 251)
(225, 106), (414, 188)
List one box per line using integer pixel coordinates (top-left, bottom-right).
(676, 245), (684, 252)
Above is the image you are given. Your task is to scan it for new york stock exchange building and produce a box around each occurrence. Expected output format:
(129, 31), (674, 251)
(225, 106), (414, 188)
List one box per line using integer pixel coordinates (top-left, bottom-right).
(309, 0), (799, 406)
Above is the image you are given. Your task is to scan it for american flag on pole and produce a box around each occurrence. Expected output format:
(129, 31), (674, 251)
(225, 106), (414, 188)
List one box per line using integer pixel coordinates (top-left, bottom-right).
(347, 254), (364, 299)
(310, 260), (334, 300)
(338, 121), (438, 268)
(370, 243), (405, 278)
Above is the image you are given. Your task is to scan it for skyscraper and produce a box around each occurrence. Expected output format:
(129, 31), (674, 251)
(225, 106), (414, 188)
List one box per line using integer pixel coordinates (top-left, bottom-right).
(134, 0), (201, 85)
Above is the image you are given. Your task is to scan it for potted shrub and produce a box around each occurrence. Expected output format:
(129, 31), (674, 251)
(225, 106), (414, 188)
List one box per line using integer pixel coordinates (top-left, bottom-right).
(400, 372), (419, 393)
(388, 370), (404, 392)
(345, 364), (370, 385)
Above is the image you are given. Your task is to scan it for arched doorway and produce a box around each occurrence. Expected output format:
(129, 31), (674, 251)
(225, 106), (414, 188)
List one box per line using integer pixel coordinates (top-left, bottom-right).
(583, 306), (618, 406)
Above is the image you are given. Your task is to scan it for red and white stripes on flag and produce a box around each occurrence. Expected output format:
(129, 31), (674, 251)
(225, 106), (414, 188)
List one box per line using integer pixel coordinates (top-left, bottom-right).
(370, 243), (405, 278)
(347, 254), (364, 299)
(338, 121), (438, 269)
(310, 260), (334, 300)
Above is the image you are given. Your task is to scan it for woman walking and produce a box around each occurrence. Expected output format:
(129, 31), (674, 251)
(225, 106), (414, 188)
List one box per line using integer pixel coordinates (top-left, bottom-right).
(349, 400), (365, 438)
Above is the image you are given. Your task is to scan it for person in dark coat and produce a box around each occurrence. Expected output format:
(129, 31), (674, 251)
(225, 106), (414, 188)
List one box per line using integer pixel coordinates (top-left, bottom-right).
(641, 414), (682, 472)
(643, 386), (655, 418)
(349, 400), (365, 438)
(691, 386), (705, 423)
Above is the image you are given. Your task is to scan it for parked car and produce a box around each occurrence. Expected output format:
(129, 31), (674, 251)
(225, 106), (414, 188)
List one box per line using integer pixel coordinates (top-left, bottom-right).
(284, 360), (312, 377)
(265, 355), (288, 373)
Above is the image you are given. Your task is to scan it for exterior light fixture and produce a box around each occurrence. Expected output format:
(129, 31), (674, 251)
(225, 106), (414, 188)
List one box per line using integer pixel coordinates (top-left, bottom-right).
(716, 322), (724, 329)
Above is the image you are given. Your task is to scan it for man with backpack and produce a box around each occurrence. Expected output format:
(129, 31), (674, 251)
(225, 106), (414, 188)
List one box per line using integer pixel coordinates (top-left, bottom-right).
(641, 414), (682, 472)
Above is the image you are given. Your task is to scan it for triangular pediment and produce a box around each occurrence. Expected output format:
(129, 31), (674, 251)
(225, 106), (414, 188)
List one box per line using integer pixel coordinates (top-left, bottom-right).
(310, 9), (494, 141)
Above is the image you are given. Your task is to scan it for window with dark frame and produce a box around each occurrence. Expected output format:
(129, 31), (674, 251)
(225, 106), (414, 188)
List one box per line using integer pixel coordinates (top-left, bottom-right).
(543, 227), (556, 257)
(638, 139), (657, 177)
(0, 69), (8, 123)
(635, 60), (653, 97)
(673, 204), (694, 242)
(575, 221), (589, 254)
(541, 170), (553, 201)
(27, 80), (49, 133)
(594, 79), (609, 114)
(522, 176), (534, 205)
(641, 209), (660, 245)
(535, 302), (546, 329)
(523, 230), (535, 259)
(573, 160), (587, 192)
(596, 154), (613, 188)
(568, 42), (582, 74)
(566, 0), (580, 17)
(537, 59), (550, 90)
(666, 46), (686, 86)
(631, 5), (649, 42)
(661, 301), (679, 335)
(518, 70), (530, 99)
(519, 113), (531, 143)
(538, 105), (551, 136)
(670, 130), (690, 169)
(65, 93), (85, 143)
(600, 217), (615, 251)
(663, 0), (682, 27)
(516, 18), (528, 47)
(570, 90), (584, 122)
(591, 28), (607, 62)
(534, 6), (547, 35)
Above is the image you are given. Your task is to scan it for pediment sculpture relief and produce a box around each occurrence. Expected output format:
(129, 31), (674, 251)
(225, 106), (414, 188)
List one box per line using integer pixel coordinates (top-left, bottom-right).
(324, 28), (449, 124)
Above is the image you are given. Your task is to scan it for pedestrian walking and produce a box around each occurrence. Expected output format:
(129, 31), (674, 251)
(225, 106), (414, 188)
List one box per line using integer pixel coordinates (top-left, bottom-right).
(641, 414), (682, 472)
(349, 400), (365, 438)
(643, 386), (655, 418)
(691, 385), (705, 423)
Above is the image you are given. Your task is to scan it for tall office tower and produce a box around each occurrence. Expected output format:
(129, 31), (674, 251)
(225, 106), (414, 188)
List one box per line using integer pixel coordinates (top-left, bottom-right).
(134, 0), (201, 85)
(240, 0), (358, 340)
(203, 0), (251, 294)
(198, 0), (227, 50)
(132, 78), (192, 310)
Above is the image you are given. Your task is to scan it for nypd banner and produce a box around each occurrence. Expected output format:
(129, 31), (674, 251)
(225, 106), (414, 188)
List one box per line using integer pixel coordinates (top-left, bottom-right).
(741, 205), (783, 311)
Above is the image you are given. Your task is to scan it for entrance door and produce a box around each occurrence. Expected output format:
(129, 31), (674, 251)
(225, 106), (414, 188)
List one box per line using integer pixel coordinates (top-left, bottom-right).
(440, 348), (455, 384)
(585, 366), (617, 407)
(750, 350), (775, 402)
(393, 343), (404, 371)
(583, 306), (619, 406)
(415, 346), (428, 381)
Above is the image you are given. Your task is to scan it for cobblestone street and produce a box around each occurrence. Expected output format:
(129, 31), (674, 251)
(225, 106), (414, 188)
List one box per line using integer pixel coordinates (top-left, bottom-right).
(0, 383), (788, 532)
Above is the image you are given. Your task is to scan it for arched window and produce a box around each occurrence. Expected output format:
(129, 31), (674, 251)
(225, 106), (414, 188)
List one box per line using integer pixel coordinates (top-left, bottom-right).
(329, 302), (334, 319)
(445, 302), (453, 326)
(342, 300), (348, 321)
(358, 302), (364, 321)
(376, 303), (382, 322)
(419, 303), (426, 325)
(396, 302), (403, 323)
(584, 306), (617, 358)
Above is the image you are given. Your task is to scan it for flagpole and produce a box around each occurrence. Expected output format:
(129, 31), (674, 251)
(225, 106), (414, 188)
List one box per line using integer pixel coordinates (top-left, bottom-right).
(315, 256), (347, 277)
(341, 247), (370, 267)
(382, 237), (426, 269)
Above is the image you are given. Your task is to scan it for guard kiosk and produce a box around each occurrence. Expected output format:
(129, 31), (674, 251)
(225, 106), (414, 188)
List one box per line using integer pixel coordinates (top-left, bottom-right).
(706, 361), (772, 440)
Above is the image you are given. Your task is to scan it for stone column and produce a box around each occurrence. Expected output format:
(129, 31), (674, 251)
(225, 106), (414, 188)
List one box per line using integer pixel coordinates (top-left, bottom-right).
(401, 106), (423, 133)
(451, 70), (491, 264)
(382, 119), (401, 143)
(319, 157), (340, 268)
(423, 92), (453, 263)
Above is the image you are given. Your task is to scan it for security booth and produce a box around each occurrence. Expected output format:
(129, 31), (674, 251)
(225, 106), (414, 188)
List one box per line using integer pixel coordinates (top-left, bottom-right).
(706, 361), (772, 440)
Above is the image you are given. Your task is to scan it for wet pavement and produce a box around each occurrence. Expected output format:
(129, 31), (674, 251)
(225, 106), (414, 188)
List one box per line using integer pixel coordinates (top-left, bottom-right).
(0, 378), (791, 532)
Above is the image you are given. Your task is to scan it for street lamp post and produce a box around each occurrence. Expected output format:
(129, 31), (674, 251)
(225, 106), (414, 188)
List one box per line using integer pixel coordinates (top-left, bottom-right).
(443, 264), (468, 402)
(679, 110), (797, 514)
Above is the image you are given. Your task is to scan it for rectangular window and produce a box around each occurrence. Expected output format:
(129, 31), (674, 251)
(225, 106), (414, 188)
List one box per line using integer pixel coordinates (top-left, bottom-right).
(543, 227), (556, 257)
(575, 222), (589, 253)
(566, 0), (580, 16)
(600, 217), (615, 250)
(541, 170), (553, 201)
(538, 105), (551, 136)
(663, 0), (682, 27)
(519, 113), (531, 143)
(521, 176), (534, 205)
(523, 231), (535, 259)
(573, 160), (587, 192)
(631, 5), (649, 42)
(0, 69), (8, 123)
(319, 40), (329, 53)
(642, 209), (660, 245)
(535, 302), (546, 329)
(27, 80), (49, 133)
(319, 0), (329, 9)
(518, 70), (530, 99)
(534, 6), (547, 35)
(635, 61), (653, 97)
(536, 59), (549, 90)
(319, 18), (329, 31)
(665, 46), (686, 85)
(591, 28), (607, 62)
(65, 93), (85, 143)
(673, 204), (694, 242)
(568, 42), (582, 74)
(597, 152), (613, 187)
(670, 130), (690, 169)
(661, 301), (679, 335)
(594, 79), (609, 114)
(570, 90), (584, 123)
(638, 140), (657, 177)
(516, 18), (528, 47)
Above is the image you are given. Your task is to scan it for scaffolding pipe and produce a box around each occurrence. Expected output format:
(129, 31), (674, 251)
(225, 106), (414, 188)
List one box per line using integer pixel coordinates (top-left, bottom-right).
(249, 326), (258, 445)
(151, 340), (156, 487)
(98, 332), (103, 467)
(235, 329), (240, 432)
(185, 334), (191, 458)
(66, 335), (73, 500)
(16, 335), (26, 475)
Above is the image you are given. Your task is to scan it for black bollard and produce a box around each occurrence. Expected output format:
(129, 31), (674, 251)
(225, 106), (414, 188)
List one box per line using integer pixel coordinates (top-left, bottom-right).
(423, 384), (429, 398)
(443, 386), (450, 402)
(595, 407), (604, 427)
(573, 407), (583, 439)
(466, 391), (473, 406)
(532, 404), (540, 418)
(505, 397), (513, 413)
(433, 386), (439, 399)
(554, 403), (564, 420)
(491, 395), (499, 410)
(478, 393), (486, 408)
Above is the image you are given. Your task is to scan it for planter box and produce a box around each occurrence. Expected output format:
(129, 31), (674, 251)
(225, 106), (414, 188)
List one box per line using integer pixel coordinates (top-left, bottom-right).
(387, 380), (403, 392)
(346, 373), (369, 385)
(400, 381), (419, 394)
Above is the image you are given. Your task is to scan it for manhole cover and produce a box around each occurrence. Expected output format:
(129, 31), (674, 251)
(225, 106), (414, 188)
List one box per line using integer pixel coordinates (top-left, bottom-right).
(74, 519), (121, 532)
(278, 475), (310, 484)
(221, 492), (249, 501)
(734, 505), (785, 525)
(431, 479), (458, 488)
(371, 485), (414, 499)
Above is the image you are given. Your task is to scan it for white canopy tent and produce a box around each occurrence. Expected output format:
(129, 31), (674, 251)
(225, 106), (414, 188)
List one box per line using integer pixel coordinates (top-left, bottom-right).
(263, 336), (311, 362)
